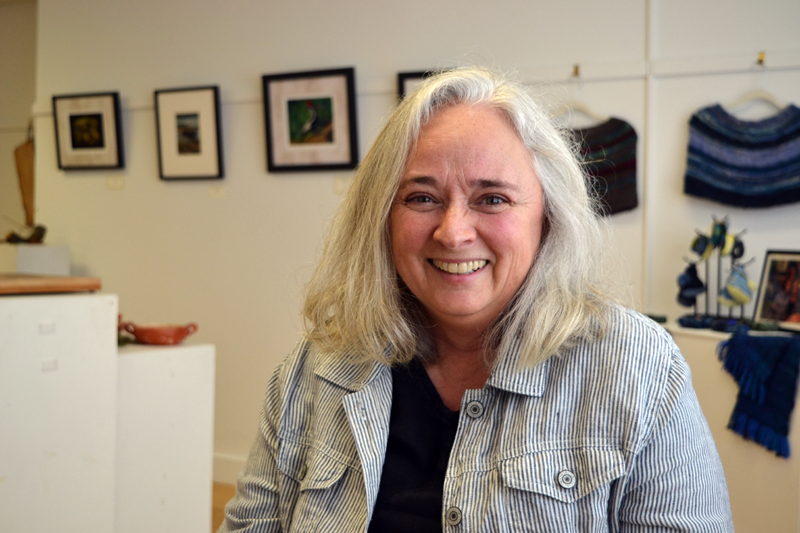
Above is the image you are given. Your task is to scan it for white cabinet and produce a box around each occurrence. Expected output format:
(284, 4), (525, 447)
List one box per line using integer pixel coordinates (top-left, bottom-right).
(0, 293), (216, 532)
(0, 293), (119, 532)
(668, 325), (800, 532)
(116, 343), (215, 533)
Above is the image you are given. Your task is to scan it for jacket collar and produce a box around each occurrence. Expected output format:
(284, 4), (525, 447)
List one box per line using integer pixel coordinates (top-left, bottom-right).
(312, 339), (550, 398)
(313, 346), (388, 392)
(485, 338), (551, 397)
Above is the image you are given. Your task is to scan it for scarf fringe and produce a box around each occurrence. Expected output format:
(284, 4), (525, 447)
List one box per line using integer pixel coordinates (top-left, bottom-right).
(717, 338), (768, 404)
(729, 411), (791, 458)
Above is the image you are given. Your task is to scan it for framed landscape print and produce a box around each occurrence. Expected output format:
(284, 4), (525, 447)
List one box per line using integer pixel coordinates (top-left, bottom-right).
(262, 67), (358, 172)
(52, 92), (124, 170)
(753, 250), (800, 332)
(154, 86), (224, 180)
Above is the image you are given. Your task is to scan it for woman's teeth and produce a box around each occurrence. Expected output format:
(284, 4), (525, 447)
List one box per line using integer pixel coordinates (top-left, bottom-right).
(432, 260), (488, 275)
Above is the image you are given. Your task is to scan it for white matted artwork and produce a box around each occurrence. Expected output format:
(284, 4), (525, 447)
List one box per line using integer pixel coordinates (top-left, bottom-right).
(52, 92), (124, 170)
(154, 86), (223, 180)
(262, 68), (358, 172)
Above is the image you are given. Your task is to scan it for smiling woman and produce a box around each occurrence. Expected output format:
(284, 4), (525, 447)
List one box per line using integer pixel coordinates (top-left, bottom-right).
(390, 104), (545, 371)
(218, 67), (733, 533)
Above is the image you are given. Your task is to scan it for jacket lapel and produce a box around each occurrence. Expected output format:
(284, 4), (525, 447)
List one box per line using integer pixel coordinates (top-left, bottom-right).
(341, 363), (392, 524)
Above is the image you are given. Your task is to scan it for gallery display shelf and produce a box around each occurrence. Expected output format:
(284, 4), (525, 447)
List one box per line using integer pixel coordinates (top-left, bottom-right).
(666, 323), (800, 532)
(0, 292), (215, 532)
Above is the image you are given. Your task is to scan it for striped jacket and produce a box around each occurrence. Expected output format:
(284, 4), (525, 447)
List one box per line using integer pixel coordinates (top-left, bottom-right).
(220, 306), (733, 532)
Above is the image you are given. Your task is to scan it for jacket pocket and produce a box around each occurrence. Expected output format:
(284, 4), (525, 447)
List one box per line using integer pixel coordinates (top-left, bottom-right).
(276, 440), (348, 491)
(276, 440), (356, 532)
(500, 447), (625, 504)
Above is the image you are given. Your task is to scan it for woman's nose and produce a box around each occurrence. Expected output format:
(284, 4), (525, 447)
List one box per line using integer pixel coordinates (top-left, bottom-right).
(433, 205), (476, 248)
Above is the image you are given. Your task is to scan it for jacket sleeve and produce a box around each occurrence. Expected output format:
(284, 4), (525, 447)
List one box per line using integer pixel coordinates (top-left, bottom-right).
(217, 350), (294, 533)
(617, 349), (734, 532)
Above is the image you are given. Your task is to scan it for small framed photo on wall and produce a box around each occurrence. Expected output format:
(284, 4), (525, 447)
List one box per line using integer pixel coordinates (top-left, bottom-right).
(52, 92), (124, 170)
(753, 250), (800, 332)
(262, 67), (358, 172)
(397, 70), (435, 100)
(154, 86), (224, 180)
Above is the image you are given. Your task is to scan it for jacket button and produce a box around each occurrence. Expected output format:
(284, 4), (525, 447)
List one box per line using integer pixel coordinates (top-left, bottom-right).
(557, 469), (576, 489)
(298, 464), (308, 481)
(465, 400), (484, 418)
(445, 506), (462, 526)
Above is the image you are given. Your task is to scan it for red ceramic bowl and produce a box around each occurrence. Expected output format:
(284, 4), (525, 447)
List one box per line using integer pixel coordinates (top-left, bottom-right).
(123, 322), (198, 345)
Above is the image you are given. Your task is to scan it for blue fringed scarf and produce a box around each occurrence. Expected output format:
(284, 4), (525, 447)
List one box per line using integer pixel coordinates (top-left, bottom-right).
(717, 330), (800, 457)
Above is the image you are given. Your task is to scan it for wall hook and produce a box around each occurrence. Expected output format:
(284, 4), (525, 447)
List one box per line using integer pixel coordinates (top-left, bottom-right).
(757, 51), (765, 67)
(572, 64), (580, 78)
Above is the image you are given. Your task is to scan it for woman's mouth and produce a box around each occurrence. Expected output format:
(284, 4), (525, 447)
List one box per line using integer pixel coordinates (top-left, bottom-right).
(431, 259), (488, 275)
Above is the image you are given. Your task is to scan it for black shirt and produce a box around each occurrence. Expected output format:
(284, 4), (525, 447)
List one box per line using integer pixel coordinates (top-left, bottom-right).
(367, 359), (460, 532)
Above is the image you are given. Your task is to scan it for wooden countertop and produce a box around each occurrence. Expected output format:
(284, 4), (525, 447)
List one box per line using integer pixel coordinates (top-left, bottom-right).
(0, 274), (102, 295)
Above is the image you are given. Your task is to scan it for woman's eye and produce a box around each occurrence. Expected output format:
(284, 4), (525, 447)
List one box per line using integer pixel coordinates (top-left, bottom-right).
(481, 195), (507, 206)
(402, 194), (438, 210)
(409, 195), (432, 203)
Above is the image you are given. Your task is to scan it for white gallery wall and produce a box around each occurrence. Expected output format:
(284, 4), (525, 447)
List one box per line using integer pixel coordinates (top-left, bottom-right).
(0, 1), (36, 239)
(26, 0), (800, 483)
(647, 0), (800, 322)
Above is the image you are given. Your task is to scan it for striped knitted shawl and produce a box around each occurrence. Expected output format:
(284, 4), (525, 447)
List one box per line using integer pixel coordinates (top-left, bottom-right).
(684, 104), (800, 207)
(571, 118), (639, 216)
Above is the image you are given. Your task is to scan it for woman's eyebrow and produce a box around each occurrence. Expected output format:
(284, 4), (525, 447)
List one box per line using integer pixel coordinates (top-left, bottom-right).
(397, 176), (522, 192)
(398, 175), (436, 189)
(473, 178), (520, 191)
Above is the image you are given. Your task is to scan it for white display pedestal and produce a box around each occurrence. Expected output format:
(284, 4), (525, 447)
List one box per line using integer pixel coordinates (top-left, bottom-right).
(116, 343), (216, 533)
(0, 293), (216, 532)
(0, 293), (118, 532)
(0, 243), (70, 275)
(667, 324), (800, 532)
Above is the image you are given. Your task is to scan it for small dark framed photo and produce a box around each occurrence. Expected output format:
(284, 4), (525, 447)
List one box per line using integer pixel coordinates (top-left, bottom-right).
(154, 86), (224, 180)
(52, 92), (124, 170)
(753, 250), (800, 332)
(262, 67), (358, 172)
(397, 70), (437, 100)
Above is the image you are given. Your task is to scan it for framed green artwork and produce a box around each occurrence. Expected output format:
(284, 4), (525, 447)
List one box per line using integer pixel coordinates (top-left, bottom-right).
(262, 67), (358, 172)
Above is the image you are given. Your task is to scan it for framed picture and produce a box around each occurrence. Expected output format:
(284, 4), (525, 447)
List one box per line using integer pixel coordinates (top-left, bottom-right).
(154, 86), (224, 180)
(397, 70), (436, 100)
(753, 250), (800, 332)
(52, 92), (124, 170)
(262, 67), (358, 172)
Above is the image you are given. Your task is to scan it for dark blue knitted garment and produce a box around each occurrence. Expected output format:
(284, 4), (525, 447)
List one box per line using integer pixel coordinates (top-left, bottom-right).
(571, 118), (638, 216)
(684, 104), (800, 207)
(718, 330), (800, 457)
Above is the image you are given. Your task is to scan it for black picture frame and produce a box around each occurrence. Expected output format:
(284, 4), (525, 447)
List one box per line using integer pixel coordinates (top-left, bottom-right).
(262, 67), (358, 172)
(52, 91), (124, 170)
(154, 85), (224, 180)
(753, 249), (800, 332)
(397, 70), (437, 100)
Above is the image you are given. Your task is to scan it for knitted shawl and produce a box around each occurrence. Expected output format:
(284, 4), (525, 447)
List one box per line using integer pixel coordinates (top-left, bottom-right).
(718, 330), (800, 457)
(684, 104), (800, 207)
(571, 118), (638, 216)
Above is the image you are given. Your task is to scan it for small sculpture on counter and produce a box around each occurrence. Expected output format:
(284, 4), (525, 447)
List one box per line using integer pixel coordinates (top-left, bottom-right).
(5, 224), (46, 244)
(118, 314), (198, 345)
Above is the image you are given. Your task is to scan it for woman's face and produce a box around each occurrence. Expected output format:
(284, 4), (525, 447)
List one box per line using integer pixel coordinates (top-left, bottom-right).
(390, 103), (545, 333)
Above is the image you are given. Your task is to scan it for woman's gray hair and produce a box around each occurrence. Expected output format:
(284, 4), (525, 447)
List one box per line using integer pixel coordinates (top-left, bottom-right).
(303, 66), (610, 367)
